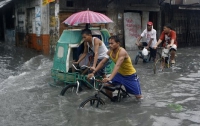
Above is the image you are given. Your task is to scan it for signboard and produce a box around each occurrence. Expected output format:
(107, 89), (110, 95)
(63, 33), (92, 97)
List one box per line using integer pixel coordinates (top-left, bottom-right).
(124, 12), (141, 50)
(35, 6), (41, 36)
(42, 0), (55, 6)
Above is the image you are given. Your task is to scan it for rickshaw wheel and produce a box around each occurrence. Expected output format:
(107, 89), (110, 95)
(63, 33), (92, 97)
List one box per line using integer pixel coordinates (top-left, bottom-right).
(60, 84), (82, 96)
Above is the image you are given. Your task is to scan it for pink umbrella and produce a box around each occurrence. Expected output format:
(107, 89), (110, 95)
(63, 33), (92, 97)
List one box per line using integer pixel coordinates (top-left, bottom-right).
(63, 9), (113, 28)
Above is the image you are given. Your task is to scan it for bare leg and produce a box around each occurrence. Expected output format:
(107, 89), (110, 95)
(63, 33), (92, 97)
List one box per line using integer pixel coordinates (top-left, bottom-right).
(81, 68), (89, 75)
(170, 50), (176, 63)
(104, 83), (113, 98)
(72, 66), (75, 73)
(105, 89), (113, 98)
(102, 74), (107, 78)
(135, 95), (142, 99)
(161, 57), (165, 69)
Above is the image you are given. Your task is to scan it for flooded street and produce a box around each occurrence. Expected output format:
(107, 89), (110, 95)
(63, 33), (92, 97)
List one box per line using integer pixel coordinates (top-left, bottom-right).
(0, 42), (200, 126)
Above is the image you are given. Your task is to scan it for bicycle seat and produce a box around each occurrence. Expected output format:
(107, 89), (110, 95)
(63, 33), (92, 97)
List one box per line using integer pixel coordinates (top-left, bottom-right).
(103, 85), (121, 92)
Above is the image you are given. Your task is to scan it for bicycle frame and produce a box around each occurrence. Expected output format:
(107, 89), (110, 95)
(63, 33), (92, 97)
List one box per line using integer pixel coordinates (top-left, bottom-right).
(72, 64), (100, 92)
(134, 46), (161, 64)
(59, 64), (101, 95)
(91, 80), (129, 102)
(79, 79), (131, 108)
(160, 48), (171, 68)
(153, 47), (172, 74)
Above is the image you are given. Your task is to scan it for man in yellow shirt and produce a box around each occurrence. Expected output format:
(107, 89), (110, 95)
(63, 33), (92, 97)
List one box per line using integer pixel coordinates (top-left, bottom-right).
(88, 36), (142, 100)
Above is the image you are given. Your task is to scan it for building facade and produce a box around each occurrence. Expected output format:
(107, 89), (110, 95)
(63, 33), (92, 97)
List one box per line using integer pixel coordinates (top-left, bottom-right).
(14, 0), (59, 54)
(1, 0), (200, 54)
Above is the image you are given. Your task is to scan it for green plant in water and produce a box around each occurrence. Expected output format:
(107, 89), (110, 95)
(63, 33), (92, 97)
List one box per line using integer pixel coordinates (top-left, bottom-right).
(168, 103), (183, 112)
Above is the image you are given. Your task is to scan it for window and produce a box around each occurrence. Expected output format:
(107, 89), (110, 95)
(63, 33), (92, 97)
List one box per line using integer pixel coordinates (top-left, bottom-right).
(57, 46), (64, 58)
(66, 0), (74, 7)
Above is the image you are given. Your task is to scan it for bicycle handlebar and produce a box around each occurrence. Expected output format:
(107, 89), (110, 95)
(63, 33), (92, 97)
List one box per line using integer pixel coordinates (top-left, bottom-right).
(80, 65), (90, 69)
(89, 77), (113, 91)
(72, 64), (91, 71)
(72, 64), (80, 71)
(88, 76), (99, 90)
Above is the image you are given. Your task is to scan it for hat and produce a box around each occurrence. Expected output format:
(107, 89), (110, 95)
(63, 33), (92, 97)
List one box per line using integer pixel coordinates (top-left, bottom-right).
(147, 21), (153, 26)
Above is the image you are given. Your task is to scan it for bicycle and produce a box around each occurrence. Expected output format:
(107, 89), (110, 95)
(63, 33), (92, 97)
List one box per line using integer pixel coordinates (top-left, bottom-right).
(79, 79), (130, 108)
(153, 47), (175, 74)
(60, 64), (101, 96)
(134, 46), (161, 65)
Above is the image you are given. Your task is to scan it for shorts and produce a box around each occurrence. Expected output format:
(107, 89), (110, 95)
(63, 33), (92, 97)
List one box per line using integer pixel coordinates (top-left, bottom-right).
(170, 44), (177, 51)
(162, 44), (177, 58)
(109, 73), (142, 95)
(149, 47), (157, 59)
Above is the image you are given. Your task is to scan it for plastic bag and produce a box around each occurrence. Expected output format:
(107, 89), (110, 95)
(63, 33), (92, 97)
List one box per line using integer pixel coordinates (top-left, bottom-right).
(142, 48), (148, 56)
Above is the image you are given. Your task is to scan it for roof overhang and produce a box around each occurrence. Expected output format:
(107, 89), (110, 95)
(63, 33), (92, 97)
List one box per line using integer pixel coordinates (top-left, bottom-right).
(0, 0), (12, 8)
(179, 6), (200, 10)
(128, 4), (160, 12)
(179, 3), (200, 10)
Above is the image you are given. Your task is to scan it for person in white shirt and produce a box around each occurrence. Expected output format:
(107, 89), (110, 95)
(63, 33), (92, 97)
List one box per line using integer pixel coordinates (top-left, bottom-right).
(74, 29), (109, 77)
(136, 21), (157, 62)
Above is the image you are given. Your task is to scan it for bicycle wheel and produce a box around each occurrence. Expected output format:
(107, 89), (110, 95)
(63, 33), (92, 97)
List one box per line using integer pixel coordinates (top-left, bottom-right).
(60, 84), (82, 96)
(79, 96), (105, 108)
(143, 54), (150, 63)
(134, 54), (140, 65)
(153, 58), (162, 74)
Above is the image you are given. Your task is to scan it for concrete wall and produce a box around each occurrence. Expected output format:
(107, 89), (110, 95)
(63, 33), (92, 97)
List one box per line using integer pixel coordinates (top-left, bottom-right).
(14, 0), (56, 54)
(16, 0), (48, 35)
(41, 3), (49, 35)
(49, 3), (60, 54)
(5, 29), (15, 45)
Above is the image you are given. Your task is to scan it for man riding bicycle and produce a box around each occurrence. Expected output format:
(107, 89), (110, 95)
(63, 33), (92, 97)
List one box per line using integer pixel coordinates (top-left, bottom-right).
(88, 35), (142, 100)
(154, 23), (178, 71)
(136, 21), (157, 62)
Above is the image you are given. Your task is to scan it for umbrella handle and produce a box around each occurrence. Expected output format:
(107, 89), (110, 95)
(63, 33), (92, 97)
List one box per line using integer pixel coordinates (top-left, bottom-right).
(86, 23), (90, 29)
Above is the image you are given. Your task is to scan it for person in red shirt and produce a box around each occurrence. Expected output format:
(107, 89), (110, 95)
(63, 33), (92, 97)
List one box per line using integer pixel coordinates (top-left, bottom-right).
(154, 24), (177, 68)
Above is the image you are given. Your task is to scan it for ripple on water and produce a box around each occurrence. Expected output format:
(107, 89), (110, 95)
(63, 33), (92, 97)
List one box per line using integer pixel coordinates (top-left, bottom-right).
(176, 97), (197, 104)
(187, 72), (200, 78)
(151, 115), (182, 126)
(154, 102), (168, 108)
(171, 110), (200, 124)
(171, 93), (195, 97)
(177, 77), (196, 81)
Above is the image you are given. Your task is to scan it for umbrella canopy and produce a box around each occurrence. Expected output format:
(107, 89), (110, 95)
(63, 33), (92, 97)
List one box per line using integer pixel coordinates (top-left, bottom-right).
(63, 9), (113, 26)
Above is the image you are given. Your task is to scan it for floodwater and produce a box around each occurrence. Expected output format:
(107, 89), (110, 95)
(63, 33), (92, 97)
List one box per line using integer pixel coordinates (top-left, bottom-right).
(0, 42), (200, 126)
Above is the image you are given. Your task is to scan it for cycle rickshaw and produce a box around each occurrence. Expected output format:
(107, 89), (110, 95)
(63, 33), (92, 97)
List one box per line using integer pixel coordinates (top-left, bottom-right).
(50, 28), (114, 92)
